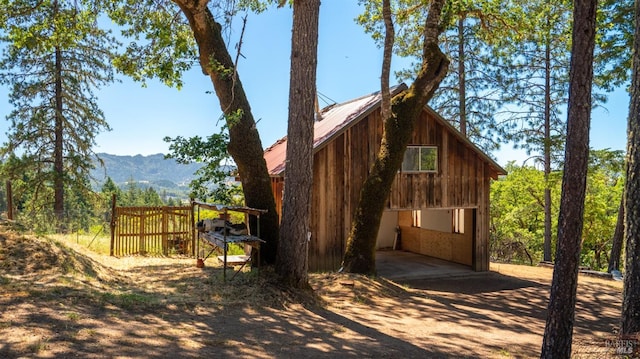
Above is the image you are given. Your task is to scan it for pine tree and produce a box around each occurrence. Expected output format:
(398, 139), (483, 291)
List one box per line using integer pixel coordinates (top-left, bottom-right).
(620, 0), (640, 337)
(540, 0), (597, 356)
(0, 0), (116, 230)
(275, 0), (320, 289)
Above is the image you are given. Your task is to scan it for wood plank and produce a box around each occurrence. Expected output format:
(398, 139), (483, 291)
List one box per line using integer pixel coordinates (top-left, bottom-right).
(441, 126), (449, 208)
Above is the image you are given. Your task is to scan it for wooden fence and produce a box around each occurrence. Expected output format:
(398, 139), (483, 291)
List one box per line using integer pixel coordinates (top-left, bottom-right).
(110, 204), (195, 256)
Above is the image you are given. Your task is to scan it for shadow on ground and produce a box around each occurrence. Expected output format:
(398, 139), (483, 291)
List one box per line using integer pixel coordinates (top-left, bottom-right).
(0, 234), (623, 358)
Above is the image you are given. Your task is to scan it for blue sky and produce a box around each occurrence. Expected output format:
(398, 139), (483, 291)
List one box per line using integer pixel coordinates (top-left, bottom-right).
(0, 1), (630, 168)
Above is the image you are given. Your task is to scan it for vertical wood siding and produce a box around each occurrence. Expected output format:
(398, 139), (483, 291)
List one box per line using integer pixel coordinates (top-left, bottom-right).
(273, 107), (498, 271)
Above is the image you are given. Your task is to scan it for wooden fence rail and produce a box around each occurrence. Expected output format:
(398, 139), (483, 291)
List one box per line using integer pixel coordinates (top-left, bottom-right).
(110, 199), (195, 256)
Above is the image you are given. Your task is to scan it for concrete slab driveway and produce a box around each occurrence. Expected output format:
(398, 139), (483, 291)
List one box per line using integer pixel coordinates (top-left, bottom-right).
(376, 250), (486, 281)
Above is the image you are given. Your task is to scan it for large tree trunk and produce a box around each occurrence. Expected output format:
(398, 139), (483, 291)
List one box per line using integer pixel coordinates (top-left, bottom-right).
(174, 1), (279, 264)
(608, 197), (624, 273)
(275, 0), (320, 289)
(341, 0), (449, 274)
(543, 40), (553, 263)
(621, 0), (640, 336)
(540, 0), (597, 357)
(54, 43), (65, 227)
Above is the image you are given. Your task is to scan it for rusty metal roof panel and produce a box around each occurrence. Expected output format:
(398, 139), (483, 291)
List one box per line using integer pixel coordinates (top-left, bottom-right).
(264, 90), (384, 176)
(312, 92), (382, 147)
(264, 137), (288, 176)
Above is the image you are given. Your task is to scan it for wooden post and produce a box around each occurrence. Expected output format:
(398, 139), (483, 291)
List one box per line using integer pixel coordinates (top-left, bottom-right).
(191, 200), (196, 257)
(223, 207), (228, 282)
(110, 194), (116, 256)
(162, 208), (168, 256)
(139, 208), (146, 255)
(6, 181), (13, 220)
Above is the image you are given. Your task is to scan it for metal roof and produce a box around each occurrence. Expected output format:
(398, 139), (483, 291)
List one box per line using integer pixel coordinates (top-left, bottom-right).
(264, 89), (387, 176)
(263, 86), (506, 177)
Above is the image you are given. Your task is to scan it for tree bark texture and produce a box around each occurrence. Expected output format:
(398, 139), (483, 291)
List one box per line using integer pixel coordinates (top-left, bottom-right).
(6, 181), (13, 220)
(275, 0), (320, 289)
(54, 43), (65, 226)
(341, 0), (449, 274)
(458, 15), (466, 137)
(540, 1), (597, 358)
(621, 0), (640, 336)
(608, 198), (623, 273)
(173, 0), (280, 264)
(380, 0), (394, 122)
(543, 41), (553, 263)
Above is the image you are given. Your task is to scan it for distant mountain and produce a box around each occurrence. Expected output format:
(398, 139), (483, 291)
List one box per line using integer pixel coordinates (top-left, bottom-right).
(91, 153), (203, 188)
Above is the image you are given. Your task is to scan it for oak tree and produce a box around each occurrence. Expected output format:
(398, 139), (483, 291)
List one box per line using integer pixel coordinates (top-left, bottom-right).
(108, 0), (280, 263)
(341, 0), (449, 274)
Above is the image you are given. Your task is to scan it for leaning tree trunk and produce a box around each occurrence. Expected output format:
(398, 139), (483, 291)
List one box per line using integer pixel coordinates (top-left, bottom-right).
(275, 0), (320, 289)
(380, 0), (394, 122)
(341, 0), (449, 274)
(621, 0), (640, 336)
(608, 198), (624, 273)
(174, 1), (279, 263)
(540, 0), (597, 357)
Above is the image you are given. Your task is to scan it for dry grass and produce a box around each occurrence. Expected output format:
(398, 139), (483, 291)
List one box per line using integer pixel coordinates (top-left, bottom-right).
(0, 220), (318, 311)
(0, 219), (631, 358)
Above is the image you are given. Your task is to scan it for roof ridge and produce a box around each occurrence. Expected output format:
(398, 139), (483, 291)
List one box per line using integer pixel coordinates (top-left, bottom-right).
(264, 136), (287, 153)
(320, 84), (405, 114)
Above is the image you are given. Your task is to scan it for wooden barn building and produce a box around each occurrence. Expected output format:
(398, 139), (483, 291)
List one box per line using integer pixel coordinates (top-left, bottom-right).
(264, 85), (506, 272)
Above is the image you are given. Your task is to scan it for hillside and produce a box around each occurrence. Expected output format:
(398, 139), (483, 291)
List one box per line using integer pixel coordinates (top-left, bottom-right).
(91, 153), (203, 188)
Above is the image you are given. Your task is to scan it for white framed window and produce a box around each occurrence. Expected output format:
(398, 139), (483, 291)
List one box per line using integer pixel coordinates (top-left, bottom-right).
(453, 209), (465, 234)
(402, 146), (438, 173)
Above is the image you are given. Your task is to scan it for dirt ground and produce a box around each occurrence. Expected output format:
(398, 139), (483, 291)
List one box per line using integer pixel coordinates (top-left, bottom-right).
(0, 223), (630, 358)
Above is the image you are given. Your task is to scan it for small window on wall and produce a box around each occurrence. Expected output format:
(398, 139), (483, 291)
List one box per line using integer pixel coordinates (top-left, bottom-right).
(402, 146), (438, 172)
(453, 209), (464, 234)
(412, 210), (421, 227)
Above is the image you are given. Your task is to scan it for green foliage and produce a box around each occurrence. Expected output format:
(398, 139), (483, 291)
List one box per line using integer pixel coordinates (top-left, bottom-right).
(208, 58), (235, 80)
(0, 0), (116, 229)
(100, 177), (122, 202)
(105, 0), (272, 88)
(0, 180), (6, 213)
(1, 155), (104, 233)
(116, 177), (164, 206)
(594, 0), (633, 92)
(106, 0), (197, 89)
(489, 0), (572, 166)
(491, 149), (624, 269)
(164, 127), (243, 205)
(98, 176), (170, 207)
(357, 0), (632, 165)
(224, 108), (245, 128)
(581, 149), (624, 270)
(357, 0), (526, 153)
(491, 163), (559, 264)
